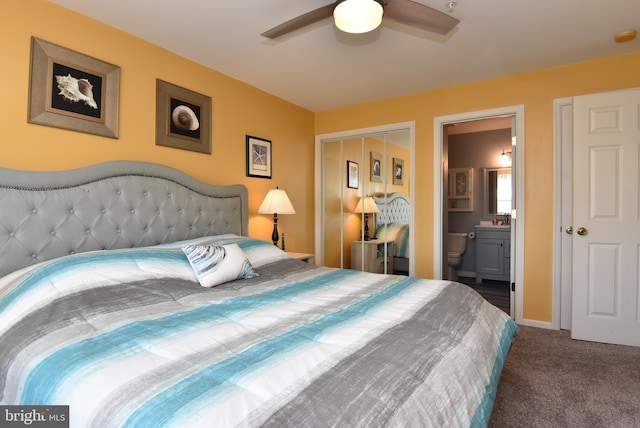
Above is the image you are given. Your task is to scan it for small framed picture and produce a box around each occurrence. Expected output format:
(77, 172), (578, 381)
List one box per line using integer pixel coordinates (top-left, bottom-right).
(370, 152), (382, 182)
(393, 158), (404, 185)
(156, 79), (212, 154)
(347, 160), (359, 189)
(246, 135), (272, 178)
(27, 37), (120, 138)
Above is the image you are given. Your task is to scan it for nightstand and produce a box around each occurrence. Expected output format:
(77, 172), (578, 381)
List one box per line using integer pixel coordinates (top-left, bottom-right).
(287, 252), (315, 264)
(351, 239), (393, 274)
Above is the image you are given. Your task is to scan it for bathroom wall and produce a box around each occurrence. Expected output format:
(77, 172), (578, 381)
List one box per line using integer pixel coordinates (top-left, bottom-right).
(448, 128), (511, 276)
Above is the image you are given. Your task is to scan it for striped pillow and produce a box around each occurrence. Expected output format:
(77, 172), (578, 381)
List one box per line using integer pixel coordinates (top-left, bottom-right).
(182, 243), (258, 288)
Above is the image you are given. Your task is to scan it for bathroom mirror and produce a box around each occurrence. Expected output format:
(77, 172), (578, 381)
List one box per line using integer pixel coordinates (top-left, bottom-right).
(484, 167), (512, 216)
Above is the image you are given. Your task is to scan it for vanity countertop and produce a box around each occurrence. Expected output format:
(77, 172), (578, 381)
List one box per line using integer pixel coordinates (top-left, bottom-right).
(475, 225), (511, 230)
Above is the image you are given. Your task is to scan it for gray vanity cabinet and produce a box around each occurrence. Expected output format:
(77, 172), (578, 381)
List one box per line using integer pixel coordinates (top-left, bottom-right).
(475, 226), (510, 283)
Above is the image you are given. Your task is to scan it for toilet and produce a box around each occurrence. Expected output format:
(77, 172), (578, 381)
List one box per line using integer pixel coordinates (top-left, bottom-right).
(447, 232), (468, 281)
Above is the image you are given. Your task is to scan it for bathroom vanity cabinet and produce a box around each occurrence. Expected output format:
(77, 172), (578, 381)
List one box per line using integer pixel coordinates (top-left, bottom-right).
(475, 226), (510, 283)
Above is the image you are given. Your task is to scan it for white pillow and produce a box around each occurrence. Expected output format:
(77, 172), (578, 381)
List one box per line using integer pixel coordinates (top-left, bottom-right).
(182, 243), (258, 288)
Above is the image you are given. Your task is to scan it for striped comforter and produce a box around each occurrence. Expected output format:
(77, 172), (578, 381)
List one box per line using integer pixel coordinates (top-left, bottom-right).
(374, 223), (409, 258)
(0, 235), (517, 427)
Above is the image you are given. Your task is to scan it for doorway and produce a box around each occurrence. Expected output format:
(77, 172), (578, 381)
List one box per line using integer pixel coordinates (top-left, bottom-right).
(554, 89), (640, 347)
(434, 106), (525, 322)
(445, 118), (513, 314)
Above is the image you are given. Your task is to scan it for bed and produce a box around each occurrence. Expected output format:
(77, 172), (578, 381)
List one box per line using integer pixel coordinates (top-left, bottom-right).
(372, 193), (410, 275)
(0, 161), (517, 427)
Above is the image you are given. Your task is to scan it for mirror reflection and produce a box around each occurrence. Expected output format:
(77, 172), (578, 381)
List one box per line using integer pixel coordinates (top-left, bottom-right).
(484, 168), (512, 216)
(321, 129), (411, 276)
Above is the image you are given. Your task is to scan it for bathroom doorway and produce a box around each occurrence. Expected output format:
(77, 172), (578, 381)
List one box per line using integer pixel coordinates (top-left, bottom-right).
(434, 106), (525, 321)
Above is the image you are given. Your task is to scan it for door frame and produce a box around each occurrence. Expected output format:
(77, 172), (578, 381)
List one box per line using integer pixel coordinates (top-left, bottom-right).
(434, 105), (525, 324)
(314, 121), (416, 275)
(552, 97), (574, 330)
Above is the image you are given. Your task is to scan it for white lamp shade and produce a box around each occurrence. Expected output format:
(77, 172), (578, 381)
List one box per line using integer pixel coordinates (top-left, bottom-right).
(355, 196), (379, 214)
(333, 0), (383, 34)
(258, 188), (296, 214)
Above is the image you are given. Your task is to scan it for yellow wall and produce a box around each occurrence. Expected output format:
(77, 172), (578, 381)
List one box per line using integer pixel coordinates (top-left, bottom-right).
(316, 52), (640, 322)
(1, 0), (315, 254)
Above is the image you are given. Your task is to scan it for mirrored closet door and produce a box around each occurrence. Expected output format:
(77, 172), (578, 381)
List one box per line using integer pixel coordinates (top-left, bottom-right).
(319, 126), (413, 276)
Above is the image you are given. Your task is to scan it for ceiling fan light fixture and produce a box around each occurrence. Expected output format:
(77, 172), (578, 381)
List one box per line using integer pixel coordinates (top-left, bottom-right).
(333, 0), (383, 34)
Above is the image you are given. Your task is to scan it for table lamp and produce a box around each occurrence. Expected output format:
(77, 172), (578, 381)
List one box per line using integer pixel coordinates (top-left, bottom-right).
(258, 187), (296, 246)
(355, 196), (379, 241)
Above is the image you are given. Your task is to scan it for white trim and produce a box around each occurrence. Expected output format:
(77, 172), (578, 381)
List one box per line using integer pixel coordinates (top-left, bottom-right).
(434, 105), (525, 323)
(315, 121), (416, 275)
(552, 97), (573, 330)
(520, 318), (554, 330)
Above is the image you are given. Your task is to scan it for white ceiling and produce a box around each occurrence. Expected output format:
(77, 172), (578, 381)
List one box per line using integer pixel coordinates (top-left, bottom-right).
(50, 0), (639, 112)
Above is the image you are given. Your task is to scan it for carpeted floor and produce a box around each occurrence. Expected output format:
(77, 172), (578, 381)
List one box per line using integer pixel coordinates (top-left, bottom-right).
(490, 325), (640, 427)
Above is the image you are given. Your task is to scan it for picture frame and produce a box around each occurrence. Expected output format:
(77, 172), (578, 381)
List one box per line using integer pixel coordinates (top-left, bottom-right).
(246, 135), (272, 178)
(156, 79), (212, 154)
(393, 158), (404, 185)
(27, 37), (120, 138)
(370, 152), (382, 182)
(347, 160), (359, 189)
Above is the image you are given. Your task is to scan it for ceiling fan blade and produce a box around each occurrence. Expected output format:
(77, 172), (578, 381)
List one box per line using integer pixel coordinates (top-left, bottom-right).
(383, 0), (459, 35)
(261, 3), (337, 39)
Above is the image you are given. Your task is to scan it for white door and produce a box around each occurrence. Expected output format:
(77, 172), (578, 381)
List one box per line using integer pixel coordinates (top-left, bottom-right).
(572, 88), (640, 346)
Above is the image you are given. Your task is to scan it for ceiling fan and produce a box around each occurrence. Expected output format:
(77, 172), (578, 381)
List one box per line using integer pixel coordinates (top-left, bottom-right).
(261, 0), (459, 39)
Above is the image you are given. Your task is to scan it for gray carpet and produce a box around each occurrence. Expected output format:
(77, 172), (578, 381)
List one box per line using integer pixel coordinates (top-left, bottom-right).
(490, 326), (640, 427)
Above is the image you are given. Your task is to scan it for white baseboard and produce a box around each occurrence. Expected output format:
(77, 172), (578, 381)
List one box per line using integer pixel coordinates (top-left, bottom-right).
(518, 318), (556, 330)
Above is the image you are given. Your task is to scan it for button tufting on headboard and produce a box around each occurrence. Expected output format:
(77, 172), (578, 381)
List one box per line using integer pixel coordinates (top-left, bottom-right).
(372, 192), (410, 225)
(0, 161), (248, 277)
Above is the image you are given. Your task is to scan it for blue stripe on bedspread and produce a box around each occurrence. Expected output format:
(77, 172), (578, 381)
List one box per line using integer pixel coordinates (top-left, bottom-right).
(19, 268), (363, 404)
(123, 276), (421, 428)
(470, 318), (519, 427)
(0, 250), (188, 313)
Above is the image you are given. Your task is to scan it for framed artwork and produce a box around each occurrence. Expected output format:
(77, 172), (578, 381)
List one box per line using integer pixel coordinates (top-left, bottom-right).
(393, 158), (404, 185)
(156, 79), (212, 153)
(27, 37), (120, 138)
(347, 160), (359, 189)
(370, 152), (382, 182)
(246, 135), (272, 178)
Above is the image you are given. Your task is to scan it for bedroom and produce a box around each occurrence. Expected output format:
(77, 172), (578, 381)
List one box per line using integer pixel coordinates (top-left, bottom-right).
(3, 0), (639, 329)
(0, 0), (639, 425)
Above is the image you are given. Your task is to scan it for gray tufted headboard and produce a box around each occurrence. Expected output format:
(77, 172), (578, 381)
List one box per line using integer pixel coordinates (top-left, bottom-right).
(372, 192), (410, 225)
(0, 160), (248, 277)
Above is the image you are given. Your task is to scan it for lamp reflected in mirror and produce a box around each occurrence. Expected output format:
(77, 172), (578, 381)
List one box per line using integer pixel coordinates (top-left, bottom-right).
(355, 196), (379, 241)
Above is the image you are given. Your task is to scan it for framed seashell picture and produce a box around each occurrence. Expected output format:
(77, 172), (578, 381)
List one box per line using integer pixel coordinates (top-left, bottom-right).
(155, 79), (212, 154)
(246, 135), (272, 179)
(27, 37), (120, 138)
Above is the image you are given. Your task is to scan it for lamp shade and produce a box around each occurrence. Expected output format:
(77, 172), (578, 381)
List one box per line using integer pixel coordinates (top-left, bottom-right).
(355, 196), (379, 214)
(333, 0), (383, 34)
(258, 188), (296, 215)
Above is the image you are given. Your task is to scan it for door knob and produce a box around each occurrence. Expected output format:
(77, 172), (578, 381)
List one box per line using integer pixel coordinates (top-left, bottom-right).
(576, 227), (588, 236)
(565, 227), (573, 234)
